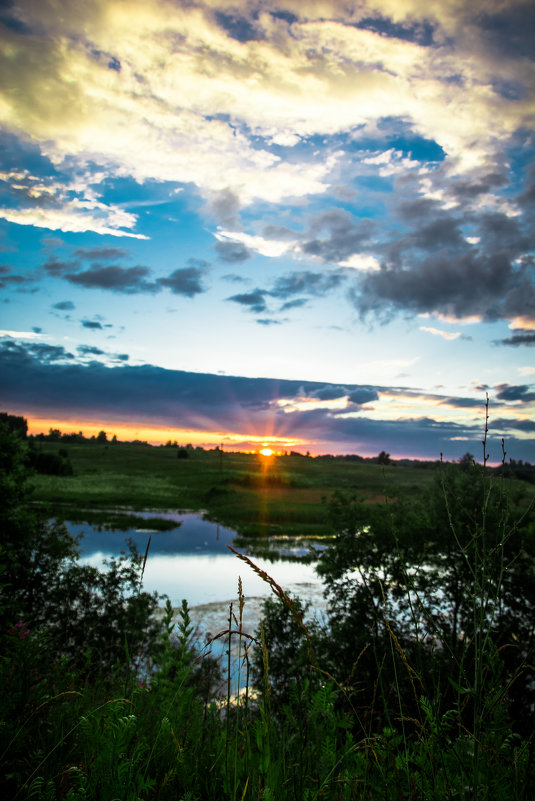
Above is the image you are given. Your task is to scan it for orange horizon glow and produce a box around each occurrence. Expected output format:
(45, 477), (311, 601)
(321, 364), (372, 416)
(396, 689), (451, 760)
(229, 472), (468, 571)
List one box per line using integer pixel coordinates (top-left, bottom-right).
(22, 415), (309, 453)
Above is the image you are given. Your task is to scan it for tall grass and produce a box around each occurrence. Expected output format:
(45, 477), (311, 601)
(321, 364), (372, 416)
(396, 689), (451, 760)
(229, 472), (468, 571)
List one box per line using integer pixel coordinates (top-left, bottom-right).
(1, 418), (534, 799)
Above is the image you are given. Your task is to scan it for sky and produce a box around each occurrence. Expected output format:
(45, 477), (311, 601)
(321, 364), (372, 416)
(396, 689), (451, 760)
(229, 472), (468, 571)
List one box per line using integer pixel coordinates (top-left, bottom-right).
(0, 0), (534, 461)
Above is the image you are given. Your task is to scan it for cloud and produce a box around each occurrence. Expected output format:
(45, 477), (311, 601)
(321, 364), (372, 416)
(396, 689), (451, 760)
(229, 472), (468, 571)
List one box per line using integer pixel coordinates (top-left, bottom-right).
(215, 239), (252, 263)
(494, 383), (535, 403)
(74, 247), (128, 261)
(0, 329), (48, 340)
(0, 191), (148, 239)
(0, 267), (33, 288)
(81, 320), (103, 330)
(419, 326), (462, 341)
(226, 289), (268, 314)
(65, 265), (158, 293)
(157, 266), (207, 297)
(256, 318), (282, 326)
(4, 0), (531, 221)
(495, 331), (535, 347)
(77, 345), (104, 356)
(271, 270), (346, 299)
(214, 11), (264, 43)
(280, 298), (308, 311)
(205, 189), (242, 227)
(52, 300), (75, 311)
(1, 338), (533, 461)
(347, 388), (380, 405)
(352, 250), (535, 322)
(301, 211), (376, 264)
(492, 417), (535, 433)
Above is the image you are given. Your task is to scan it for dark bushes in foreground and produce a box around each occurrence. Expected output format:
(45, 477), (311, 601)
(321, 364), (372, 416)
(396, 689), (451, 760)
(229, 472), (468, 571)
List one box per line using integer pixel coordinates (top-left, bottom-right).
(1, 417), (534, 800)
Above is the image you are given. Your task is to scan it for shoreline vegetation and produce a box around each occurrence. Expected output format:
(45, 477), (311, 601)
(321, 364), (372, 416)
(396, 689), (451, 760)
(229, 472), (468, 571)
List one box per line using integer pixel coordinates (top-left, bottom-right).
(20, 419), (535, 544)
(2, 411), (535, 799)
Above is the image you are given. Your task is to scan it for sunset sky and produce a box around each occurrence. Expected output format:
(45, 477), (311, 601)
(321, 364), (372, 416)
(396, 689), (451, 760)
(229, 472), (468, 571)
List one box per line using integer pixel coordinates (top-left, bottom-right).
(1, 0), (534, 461)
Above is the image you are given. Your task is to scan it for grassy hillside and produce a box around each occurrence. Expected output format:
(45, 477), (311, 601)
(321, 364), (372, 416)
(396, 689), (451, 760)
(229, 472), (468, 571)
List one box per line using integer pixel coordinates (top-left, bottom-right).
(30, 440), (535, 540)
(30, 441), (442, 538)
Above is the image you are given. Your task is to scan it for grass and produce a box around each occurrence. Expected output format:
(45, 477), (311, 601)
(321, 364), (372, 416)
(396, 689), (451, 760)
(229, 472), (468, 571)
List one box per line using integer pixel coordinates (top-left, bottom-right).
(31, 442), (447, 538)
(3, 419), (535, 800)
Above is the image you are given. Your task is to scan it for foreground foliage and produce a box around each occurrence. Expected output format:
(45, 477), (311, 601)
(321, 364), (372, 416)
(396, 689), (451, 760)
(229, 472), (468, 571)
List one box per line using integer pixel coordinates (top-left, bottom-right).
(1, 418), (534, 800)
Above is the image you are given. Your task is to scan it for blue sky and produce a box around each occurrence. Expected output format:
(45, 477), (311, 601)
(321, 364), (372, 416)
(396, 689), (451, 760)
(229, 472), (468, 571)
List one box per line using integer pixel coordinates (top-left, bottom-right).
(0, 0), (534, 460)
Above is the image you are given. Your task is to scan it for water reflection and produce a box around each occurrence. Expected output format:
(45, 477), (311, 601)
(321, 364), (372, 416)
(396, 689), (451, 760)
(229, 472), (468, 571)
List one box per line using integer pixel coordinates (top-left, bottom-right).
(72, 511), (323, 608)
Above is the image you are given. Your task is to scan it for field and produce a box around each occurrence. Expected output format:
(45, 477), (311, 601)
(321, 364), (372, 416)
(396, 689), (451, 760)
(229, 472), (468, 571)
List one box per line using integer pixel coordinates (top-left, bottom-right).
(30, 439), (535, 541)
(30, 441), (443, 539)
(5, 429), (535, 799)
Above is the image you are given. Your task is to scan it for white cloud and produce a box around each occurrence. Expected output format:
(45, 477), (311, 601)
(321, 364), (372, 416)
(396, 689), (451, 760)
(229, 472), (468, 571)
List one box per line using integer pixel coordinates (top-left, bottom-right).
(419, 312), (483, 325)
(215, 230), (295, 258)
(0, 330), (49, 340)
(0, 0), (530, 222)
(0, 204), (148, 239)
(420, 326), (462, 340)
(339, 254), (381, 271)
(509, 316), (535, 331)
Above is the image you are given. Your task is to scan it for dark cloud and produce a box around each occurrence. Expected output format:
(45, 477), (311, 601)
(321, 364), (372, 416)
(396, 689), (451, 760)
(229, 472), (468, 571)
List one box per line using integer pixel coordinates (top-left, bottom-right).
(227, 289), (267, 314)
(81, 320), (103, 330)
(44, 258), (77, 275)
(20, 342), (74, 362)
(438, 396), (485, 408)
(73, 247), (128, 261)
(310, 386), (348, 401)
(1, 341), (532, 462)
(214, 11), (263, 42)
(53, 300), (75, 311)
(0, 268), (31, 287)
(495, 383), (535, 403)
(262, 224), (298, 241)
(302, 211), (375, 263)
(158, 266), (206, 297)
(256, 318), (282, 326)
(271, 270), (345, 299)
(270, 10), (298, 25)
(355, 15), (434, 46)
(353, 250), (535, 322)
(479, 4), (535, 60)
(347, 388), (379, 404)
(495, 331), (535, 347)
(280, 298), (308, 311)
(451, 172), (507, 199)
(206, 188), (241, 226)
(215, 240), (252, 263)
(492, 417), (535, 433)
(77, 345), (104, 356)
(65, 265), (158, 293)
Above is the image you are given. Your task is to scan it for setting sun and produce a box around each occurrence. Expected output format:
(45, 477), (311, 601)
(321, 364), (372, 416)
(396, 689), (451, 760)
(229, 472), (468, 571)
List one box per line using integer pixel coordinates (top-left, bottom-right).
(260, 447), (274, 457)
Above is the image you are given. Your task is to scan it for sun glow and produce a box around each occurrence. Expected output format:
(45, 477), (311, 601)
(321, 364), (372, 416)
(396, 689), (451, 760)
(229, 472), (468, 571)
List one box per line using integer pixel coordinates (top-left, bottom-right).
(260, 447), (274, 457)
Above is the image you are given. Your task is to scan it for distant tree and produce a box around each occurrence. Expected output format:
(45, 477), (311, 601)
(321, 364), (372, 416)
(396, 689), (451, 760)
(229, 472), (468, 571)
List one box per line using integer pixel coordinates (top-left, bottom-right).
(177, 448), (189, 459)
(458, 452), (475, 470)
(48, 428), (62, 441)
(96, 430), (108, 443)
(377, 450), (391, 465)
(0, 413), (27, 438)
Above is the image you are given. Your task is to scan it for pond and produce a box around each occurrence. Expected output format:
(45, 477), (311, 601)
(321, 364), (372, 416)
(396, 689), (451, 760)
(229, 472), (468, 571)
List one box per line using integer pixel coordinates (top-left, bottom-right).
(69, 511), (327, 641)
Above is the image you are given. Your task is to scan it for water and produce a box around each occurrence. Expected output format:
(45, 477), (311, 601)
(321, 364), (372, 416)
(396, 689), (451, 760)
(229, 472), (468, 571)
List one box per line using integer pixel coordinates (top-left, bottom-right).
(72, 511), (325, 612)
(71, 511), (328, 690)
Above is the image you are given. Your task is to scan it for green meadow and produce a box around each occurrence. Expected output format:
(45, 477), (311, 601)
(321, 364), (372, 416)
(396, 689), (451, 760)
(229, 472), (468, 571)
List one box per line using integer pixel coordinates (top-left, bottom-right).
(31, 440), (441, 539)
(3, 422), (535, 799)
